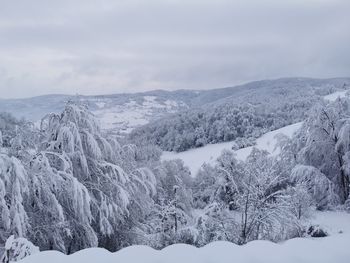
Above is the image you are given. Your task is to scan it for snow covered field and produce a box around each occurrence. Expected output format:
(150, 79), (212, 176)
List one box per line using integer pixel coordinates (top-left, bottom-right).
(19, 211), (350, 263)
(162, 122), (303, 176)
(323, 90), (348, 102)
(93, 96), (186, 134)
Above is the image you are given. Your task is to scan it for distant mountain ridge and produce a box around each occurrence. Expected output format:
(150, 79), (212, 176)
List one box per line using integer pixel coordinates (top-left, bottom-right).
(0, 77), (349, 134)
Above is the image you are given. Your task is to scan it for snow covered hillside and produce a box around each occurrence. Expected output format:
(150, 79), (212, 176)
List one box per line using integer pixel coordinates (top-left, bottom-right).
(91, 95), (187, 134)
(18, 211), (350, 263)
(324, 90), (349, 102)
(130, 77), (350, 153)
(0, 93), (190, 135)
(162, 122), (303, 176)
(161, 89), (350, 177)
(1, 78), (349, 136)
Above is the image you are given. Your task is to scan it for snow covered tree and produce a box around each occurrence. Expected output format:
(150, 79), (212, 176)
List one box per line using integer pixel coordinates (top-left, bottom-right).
(298, 99), (350, 203)
(214, 148), (308, 244)
(0, 155), (30, 245)
(234, 149), (294, 243)
(26, 151), (97, 253)
(0, 102), (165, 253)
(194, 202), (237, 246)
(1, 235), (39, 262)
(192, 163), (218, 209)
(38, 102), (158, 251)
(290, 165), (337, 210)
(144, 159), (194, 248)
(284, 182), (313, 221)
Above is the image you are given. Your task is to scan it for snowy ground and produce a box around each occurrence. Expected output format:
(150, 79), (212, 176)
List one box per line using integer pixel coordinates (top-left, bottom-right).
(162, 122), (303, 176)
(323, 90), (348, 102)
(93, 96), (186, 134)
(18, 211), (350, 263)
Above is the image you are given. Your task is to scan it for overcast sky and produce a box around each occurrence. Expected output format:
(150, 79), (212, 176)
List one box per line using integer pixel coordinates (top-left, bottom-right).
(0, 0), (349, 98)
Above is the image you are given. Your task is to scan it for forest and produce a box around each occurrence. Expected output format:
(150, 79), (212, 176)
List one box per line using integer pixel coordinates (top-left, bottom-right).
(1, 95), (350, 261)
(129, 80), (349, 152)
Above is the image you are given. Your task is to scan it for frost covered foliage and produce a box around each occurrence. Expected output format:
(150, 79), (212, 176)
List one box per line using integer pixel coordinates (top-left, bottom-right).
(0, 155), (30, 243)
(0, 103), (162, 255)
(292, 98), (350, 205)
(0, 113), (39, 160)
(2, 95), (350, 258)
(36, 102), (158, 252)
(192, 149), (311, 245)
(1, 235), (39, 262)
(190, 112), (350, 246)
(290, 165), (336, 210)
(130, 80), (349, 152)
(142, 160), (194, 248)
(0, 113), (23, 149)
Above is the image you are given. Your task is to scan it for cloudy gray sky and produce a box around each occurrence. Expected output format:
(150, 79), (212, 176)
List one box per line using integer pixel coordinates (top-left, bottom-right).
(0, 0), (349, 98)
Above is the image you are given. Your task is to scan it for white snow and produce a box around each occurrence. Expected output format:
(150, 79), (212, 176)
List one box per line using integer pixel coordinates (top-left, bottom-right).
(311, 211), (350, 235)
(5, 235), (14, 250)
(323, 90), (348, 102)
(18, 211), (350, 263)
(143, 96), (157, 102)
(95, 107), (150, 131)
(235, 122), (303, 159)
(162, 122), (303, 176)
(164, 100), (179, 108)
(93, 98), (185, 134)
(95, 102), (106, 109)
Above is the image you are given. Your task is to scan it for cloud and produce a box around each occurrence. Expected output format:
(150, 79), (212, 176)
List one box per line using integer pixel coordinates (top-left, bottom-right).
(0, 0), (349, 98)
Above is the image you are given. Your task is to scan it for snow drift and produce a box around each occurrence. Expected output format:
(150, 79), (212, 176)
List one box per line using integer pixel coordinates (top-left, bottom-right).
(18, 211), (350, 263)
(19, 234), (350, 263)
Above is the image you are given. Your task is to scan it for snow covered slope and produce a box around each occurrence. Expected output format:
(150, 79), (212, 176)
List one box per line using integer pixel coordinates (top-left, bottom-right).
(162, 122), (303, 176)
(323, 90), (349, 102)
(0, 77), (349, 135)
(161, 88), (350, 177)
(91, 95), (187, 134)
(0, 92), (190, 135)
(18, 211), (350, 263)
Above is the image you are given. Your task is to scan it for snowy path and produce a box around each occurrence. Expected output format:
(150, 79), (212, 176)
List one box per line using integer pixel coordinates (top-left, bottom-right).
(162, 122), (303, 176)
(19, 211), (350, 263)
